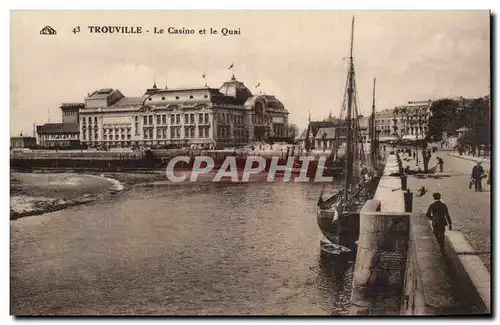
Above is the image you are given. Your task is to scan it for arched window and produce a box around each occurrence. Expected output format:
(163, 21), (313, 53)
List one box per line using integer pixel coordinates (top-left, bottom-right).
(255, 101), (263, 115)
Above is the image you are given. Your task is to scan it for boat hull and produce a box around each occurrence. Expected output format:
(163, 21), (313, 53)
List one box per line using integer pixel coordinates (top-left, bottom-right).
(317, 208), (360, 248)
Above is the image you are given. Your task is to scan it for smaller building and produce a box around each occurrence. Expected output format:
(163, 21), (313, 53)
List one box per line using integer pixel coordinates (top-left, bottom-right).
(36, 102), (83, 148)
(36, 123), (80, 148)
(10, 135), (36, 148)
(314, 127), (348, 151)
(297, 114), (348, 150)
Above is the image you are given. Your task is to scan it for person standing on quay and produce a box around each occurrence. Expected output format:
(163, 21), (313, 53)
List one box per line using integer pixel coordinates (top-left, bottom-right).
(471, 162), (485, 192)
(426, 192), (452, 252)
(423, 150), (429, 173)
(437, 156), (444, 172)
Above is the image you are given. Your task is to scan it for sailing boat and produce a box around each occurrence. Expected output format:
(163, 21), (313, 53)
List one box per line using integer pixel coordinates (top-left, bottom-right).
(316, 16), (381, 254)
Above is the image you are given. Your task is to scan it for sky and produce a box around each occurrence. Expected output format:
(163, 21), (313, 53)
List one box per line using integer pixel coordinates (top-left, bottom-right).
(10, 10), (490, 136)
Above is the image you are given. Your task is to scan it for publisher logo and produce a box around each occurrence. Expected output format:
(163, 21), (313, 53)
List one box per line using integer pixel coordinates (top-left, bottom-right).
(40, 26), (57, 35)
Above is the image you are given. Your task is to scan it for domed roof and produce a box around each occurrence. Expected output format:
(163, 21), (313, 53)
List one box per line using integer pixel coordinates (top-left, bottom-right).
(244, 94), (287, 112)
(261, 95), (285, 110)
(219, 76), (252, 105)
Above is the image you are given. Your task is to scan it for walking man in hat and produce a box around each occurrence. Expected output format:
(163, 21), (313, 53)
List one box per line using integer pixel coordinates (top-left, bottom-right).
(426, 192), (452, 252)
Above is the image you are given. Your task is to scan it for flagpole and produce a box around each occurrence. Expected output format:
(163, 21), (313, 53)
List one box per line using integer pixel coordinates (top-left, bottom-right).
(255, 82), (261, 94)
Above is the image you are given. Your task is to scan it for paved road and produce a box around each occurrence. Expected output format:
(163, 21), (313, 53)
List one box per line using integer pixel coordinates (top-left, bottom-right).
(407, 152), (491, 271)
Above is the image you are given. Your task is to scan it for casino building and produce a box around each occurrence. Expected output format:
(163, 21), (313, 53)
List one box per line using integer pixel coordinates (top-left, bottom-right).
(38, 75), (290, 149)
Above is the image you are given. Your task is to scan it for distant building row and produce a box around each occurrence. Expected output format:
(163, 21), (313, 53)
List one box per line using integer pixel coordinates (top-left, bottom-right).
(297, 96), (488, 150)
(34, 76), (290, 149)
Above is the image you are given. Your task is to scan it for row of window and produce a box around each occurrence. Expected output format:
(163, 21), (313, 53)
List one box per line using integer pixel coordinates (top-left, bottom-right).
(234, 127), (247, 139)
(81, 112), (211, 128)
(63, 110), (77, 116)
(39, 133), (79, 139)
(252, 115), (268, 125)
(81, 112), (275, 129)
(82, 132), (98, 141)
(82, 125), (212, 140)
(217, 126), (231, 138)
(215, 126), (248, 139)
(273, 125), (286, 137)
(218, 113), (244, 125)
(147, 94), (209, 101)
(102, 128), (132, 134)
(138, 113), (211, 126)
(141, 126), (211, 139)
(82, 117), (98, 124)
(376, 118), (428, 125)
(103, 134), (132, 141)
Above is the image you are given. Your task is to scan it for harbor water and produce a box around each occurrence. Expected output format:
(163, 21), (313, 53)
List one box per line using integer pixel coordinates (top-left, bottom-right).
(11, 180), (355, 315)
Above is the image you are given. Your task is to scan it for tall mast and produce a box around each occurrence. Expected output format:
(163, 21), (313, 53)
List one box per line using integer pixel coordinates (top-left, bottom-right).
(371, 77), (376, 160)
(344, 15), (355, 202)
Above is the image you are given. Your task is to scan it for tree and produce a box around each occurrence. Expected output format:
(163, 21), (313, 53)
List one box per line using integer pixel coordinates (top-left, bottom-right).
(456, 97), (490, 151)
(427, 99), (460, 140)
(287, 124), (299, 139)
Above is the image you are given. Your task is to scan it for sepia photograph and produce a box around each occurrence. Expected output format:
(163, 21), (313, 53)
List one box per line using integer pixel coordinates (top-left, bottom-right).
(9, 10), (491, 316)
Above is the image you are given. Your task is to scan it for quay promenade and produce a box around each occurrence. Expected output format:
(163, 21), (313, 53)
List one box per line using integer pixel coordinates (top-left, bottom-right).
(350, 151), (490, 315)
(351, 151), (491, 315)
(446, 152), (491, 164)
(407, 152), (491, 271)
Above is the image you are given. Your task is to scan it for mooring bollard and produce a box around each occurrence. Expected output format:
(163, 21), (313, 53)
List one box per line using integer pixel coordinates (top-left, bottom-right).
(401, 173), (407, 191)
(403, 189), (413, 212)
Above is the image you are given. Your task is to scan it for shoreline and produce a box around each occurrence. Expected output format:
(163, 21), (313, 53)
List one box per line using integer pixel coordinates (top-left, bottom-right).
(10, 172), (128, 220)
(10, 168), (346, 220)
(10, 195), (97, 220)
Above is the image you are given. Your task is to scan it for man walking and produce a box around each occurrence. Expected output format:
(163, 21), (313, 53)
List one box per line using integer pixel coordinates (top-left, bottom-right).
(426, 192), (452, 252)
(471, 162), (484, 192)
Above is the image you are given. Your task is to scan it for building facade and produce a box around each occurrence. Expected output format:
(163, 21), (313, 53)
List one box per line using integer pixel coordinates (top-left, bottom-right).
(392, 100), (431, 140)
(36, 103), (82, 147)
(35, 76), (290, 149)
(374, 109), (396, 137)
(314, 126), (347, 151)
(367, 100), (432, 141)
(77, 77), (289, 149)
(298, 97), (490, 145)
(10, 136), (37, 148)
(297, 115), (348, 150)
